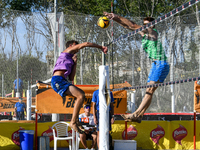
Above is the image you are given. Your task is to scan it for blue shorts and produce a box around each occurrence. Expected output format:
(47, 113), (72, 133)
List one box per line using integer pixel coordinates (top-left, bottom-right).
(51, 76), (72, 97)
(96, 110), (112, 131)
(147, 60), (170, 83)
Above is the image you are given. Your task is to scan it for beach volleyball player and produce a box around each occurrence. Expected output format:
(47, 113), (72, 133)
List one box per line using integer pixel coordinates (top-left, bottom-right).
(51, 40), (107, 133)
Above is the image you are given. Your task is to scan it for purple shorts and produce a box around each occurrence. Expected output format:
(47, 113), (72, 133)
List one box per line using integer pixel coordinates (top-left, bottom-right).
(51, 76), (72, 97)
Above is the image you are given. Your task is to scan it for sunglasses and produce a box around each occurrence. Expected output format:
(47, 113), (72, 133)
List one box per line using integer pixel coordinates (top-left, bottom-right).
(85, 106), (90, 109)
(143, 23), (148, 25)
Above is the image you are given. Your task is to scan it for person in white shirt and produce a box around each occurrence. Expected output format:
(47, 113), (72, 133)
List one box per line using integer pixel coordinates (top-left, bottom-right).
(79, 104), (97, 150)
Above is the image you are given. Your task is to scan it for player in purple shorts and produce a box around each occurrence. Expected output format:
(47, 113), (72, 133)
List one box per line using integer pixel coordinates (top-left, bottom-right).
(51, 40), (107, 133)
(104, 12), (169, 123)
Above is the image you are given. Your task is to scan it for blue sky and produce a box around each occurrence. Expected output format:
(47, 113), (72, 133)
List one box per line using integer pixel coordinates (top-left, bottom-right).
(0, 14), (51, 62)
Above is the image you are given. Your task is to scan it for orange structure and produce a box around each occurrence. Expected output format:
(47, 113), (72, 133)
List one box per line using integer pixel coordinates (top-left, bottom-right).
(35, 82), (131, 114)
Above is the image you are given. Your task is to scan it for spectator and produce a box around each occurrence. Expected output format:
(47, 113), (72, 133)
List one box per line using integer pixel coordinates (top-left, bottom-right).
(13, 77), (23, 97)
(79, 104), (97, 150)
(15, 97), (26, 120)
(92, 89), (115, 149)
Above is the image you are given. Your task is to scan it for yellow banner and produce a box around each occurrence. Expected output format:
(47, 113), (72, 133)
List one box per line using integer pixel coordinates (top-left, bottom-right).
(112, 121), (196, 149)
(0, 121), (35, 150)
(36, 82), (131, 114)
(0, 121), (199, 150)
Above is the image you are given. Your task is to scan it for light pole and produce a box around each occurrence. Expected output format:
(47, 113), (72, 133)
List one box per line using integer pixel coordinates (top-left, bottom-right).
(2, 74), (4, 97)
(54, 0), (58, 65)
(52, 0), (59, 122)
(16, 48), (20, 97)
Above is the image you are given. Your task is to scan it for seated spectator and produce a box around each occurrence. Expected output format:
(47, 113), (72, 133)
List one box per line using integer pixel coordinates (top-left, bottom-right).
(79, 104), (97, 150)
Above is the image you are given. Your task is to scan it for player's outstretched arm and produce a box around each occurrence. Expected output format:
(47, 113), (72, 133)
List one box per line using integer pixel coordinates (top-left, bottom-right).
(83, 42), (108, 54)
(103, 12), (141, 31)
(64, 42), (107, 54)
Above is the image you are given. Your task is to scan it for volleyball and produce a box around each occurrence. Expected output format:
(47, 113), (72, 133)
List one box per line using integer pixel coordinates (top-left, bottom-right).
(97, 16), (110, 28)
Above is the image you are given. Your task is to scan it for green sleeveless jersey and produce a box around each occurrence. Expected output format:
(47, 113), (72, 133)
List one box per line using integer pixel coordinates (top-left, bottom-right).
(142, 29), (167, 61)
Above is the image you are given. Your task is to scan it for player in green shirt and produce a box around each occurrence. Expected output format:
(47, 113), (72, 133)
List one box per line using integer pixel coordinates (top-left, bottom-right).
(104, 12), (169, 123)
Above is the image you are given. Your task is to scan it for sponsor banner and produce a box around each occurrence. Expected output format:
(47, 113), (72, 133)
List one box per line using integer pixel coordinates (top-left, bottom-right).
(0, 98), (36, 112)
(0, 98), (18, 112)
(111, 121), (195, 149)
(36, 83), (130, 114)
(0, 121), (36, 150)
(125, 121), (169, 149)
(0, 120), (199, 150)
(196, 121), (200, 147)
(169, 121), (193, 149)
(0, 121), (72, 149)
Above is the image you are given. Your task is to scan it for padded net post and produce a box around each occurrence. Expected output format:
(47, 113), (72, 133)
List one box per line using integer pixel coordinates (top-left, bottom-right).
(99, 65), (110, 150)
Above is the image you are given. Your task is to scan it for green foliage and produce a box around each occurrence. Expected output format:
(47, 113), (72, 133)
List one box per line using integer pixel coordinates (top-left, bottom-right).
(1, 0), (198, 17)
(9, 0), (34, 11)
(0, 54), (47, 94)
(60, 0), (111, 16)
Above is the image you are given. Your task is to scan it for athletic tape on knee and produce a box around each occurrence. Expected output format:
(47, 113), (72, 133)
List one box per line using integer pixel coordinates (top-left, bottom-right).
(146, 92), (152, 95)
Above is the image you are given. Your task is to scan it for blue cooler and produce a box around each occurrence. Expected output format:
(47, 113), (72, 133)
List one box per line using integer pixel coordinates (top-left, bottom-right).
(19, 130), (34, 150)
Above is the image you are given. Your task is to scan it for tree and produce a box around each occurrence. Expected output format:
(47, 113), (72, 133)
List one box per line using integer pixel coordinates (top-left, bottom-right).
(0, 54), (47, 95)
(2, 0), (199, 17)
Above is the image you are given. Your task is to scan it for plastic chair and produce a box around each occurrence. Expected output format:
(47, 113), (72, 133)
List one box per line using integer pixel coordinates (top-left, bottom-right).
(52, 122), (75, 150)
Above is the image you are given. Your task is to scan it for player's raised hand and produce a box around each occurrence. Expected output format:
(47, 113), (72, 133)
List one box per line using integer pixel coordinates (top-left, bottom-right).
(102, 46), (108, 54)
(103, 12), (116, 20)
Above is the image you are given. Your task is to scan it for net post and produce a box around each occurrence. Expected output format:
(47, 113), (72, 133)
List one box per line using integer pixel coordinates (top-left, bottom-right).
(26, 89), (32, 120)
(193, 111), (196, 150)
(131, 92), (136, 113)
(99, 65), (110, 150)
